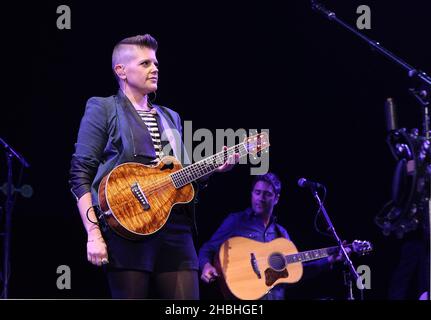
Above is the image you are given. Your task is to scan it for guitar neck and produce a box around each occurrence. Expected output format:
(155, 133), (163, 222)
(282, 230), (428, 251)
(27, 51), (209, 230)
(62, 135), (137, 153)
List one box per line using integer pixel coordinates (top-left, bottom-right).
(170, 142), (250, 188)
(285, 244), (351, 264)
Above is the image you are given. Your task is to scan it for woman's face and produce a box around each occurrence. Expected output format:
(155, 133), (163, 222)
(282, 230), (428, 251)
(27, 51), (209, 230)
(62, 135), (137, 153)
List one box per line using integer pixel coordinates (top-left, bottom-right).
(118, 46), (159, 95)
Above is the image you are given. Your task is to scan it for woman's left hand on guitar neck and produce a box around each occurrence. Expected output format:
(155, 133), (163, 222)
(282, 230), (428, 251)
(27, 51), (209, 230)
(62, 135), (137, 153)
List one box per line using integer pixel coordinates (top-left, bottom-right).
(215, 146), (240, 173)
(199, 146), (240, 184)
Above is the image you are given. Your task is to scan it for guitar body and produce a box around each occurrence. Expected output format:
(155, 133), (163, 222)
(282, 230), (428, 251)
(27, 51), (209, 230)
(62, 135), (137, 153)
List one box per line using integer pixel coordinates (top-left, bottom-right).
(98, 156), (194, 239)
(217, 237), (303, 300)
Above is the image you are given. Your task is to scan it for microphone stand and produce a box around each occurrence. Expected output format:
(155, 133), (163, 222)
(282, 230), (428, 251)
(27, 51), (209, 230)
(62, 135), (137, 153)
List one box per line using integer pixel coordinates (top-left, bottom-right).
(0, 137), (30, 299)
(311, 0), (431, 300)
(311, 186), (363, 300)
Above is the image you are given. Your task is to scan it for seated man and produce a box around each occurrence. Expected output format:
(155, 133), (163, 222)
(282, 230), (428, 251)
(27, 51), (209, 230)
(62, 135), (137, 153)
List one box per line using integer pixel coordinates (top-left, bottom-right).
(198, 172), (345, 300)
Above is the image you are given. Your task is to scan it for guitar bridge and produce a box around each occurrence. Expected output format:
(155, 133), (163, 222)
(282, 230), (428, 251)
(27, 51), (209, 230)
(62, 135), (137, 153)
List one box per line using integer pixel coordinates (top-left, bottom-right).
(131, 182), (150, 210)
(250, 253), (261, 279)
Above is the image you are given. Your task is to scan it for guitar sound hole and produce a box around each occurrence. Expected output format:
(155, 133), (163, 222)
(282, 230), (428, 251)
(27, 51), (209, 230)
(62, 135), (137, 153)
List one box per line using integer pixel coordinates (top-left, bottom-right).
(268, 253), (286, 271)
(161, 162), (174, 171)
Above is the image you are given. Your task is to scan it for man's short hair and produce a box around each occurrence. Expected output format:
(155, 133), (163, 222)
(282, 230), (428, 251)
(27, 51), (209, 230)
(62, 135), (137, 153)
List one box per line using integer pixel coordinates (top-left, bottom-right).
(251, 173), (282, 195)
(112, 34), (158, 80)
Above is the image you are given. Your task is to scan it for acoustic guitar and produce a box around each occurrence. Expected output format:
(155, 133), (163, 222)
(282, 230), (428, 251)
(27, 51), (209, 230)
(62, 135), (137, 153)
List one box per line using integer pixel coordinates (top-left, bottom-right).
(216, 236), (373, 300)
(98, 133), (269, 239)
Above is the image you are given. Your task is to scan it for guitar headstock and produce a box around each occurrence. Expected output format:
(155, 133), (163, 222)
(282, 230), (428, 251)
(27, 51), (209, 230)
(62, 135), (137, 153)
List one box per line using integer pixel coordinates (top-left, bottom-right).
(244, 132), (270, 155)
(352, 240), (373, 256)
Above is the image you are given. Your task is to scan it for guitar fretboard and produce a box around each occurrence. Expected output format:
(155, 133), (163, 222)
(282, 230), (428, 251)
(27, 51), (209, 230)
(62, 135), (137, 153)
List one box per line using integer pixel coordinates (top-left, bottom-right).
(285, 246), (342, 264)
(169, 142), (250, 188)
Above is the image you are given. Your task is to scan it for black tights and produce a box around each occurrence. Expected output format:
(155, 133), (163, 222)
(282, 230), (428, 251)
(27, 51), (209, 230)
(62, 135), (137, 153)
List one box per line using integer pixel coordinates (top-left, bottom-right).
(107, 269), (199, 299)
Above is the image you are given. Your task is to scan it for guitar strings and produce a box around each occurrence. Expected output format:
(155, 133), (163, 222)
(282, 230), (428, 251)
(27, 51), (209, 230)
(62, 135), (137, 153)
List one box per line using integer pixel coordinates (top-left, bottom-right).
(246, 244), (356, 266)
(143, 143), (245, 195)
(171, 131), (267, 187)
(169, 141), (252, 188)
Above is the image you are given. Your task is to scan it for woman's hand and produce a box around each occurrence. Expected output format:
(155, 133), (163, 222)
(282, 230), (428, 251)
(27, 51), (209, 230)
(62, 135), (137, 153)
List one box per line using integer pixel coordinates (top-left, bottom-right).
(87, 231), (109, 267)
(215, 146), (240, 173)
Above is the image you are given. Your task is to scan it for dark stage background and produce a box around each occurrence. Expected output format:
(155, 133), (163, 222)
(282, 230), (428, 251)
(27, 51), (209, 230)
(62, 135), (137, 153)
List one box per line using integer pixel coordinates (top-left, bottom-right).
(1, 0), (430, 299)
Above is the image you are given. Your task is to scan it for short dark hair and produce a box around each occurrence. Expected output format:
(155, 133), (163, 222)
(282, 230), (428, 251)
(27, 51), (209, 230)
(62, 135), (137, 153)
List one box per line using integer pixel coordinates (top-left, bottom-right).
(114, 34), (158, 51)
(251, 173), (282, 195)
(112, 34), (158, 81)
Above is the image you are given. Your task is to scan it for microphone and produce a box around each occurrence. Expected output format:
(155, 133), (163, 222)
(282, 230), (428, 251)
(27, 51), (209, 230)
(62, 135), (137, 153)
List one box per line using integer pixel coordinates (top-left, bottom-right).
(297, 178), (324, 189)
(384, 97), (398, 132)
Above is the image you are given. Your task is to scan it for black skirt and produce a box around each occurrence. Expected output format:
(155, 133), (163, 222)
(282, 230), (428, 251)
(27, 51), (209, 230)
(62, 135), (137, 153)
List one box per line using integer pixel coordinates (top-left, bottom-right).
(101, 205), (198, 273)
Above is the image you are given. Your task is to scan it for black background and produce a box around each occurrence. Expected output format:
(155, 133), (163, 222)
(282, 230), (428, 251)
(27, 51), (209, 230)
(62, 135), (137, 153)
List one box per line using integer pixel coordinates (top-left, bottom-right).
(0, 0), (430, 299)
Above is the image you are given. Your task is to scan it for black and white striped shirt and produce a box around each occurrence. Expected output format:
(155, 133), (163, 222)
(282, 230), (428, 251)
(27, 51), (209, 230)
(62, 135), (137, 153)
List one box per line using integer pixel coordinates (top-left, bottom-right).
(136, 110), (163, 163)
